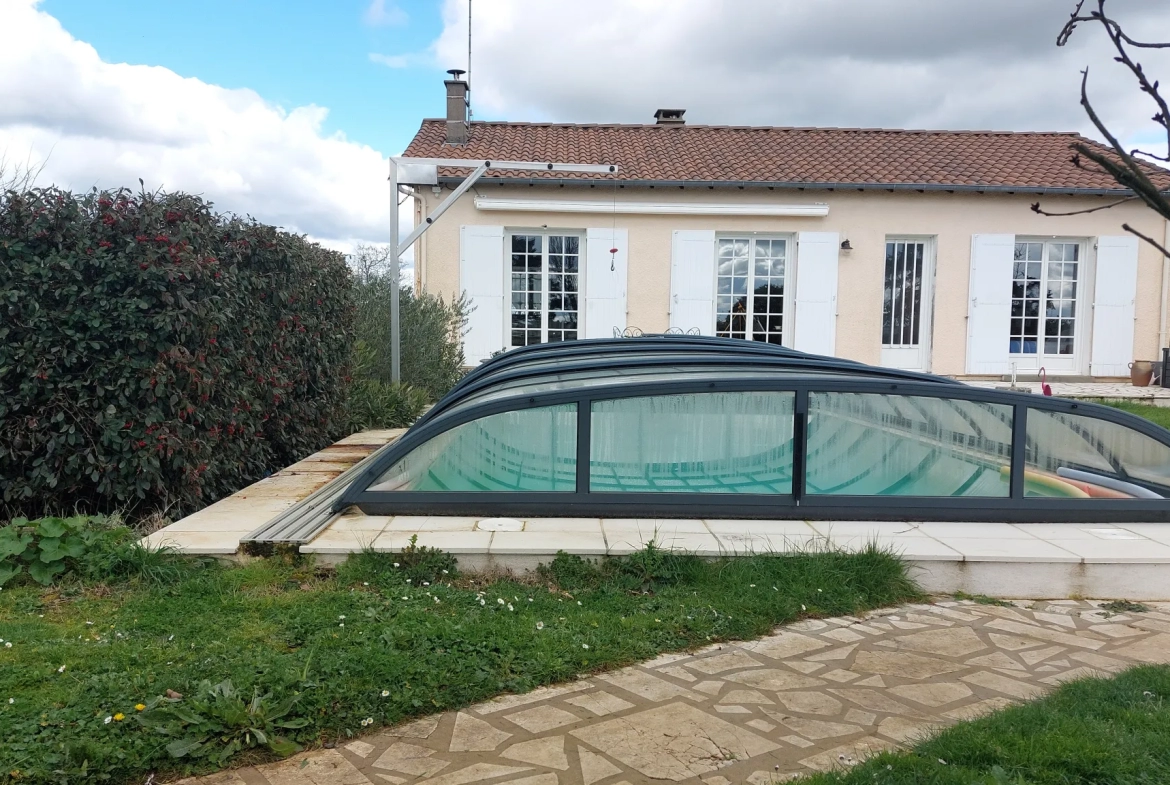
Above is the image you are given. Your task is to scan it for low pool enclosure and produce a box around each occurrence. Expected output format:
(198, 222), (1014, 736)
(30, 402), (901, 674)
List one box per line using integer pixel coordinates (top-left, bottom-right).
(335, 337), (1170, 522)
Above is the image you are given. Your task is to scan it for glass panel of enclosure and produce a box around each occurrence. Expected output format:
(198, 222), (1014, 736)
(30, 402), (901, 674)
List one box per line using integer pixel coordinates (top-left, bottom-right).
(1010, 241), (1079, 356)
(1024, 409), (1170, 498)
(806, 393), (1013, 496)
(590, 392), (795, 493)
(882, 240), (925, 347)
(510, 233), (580, 348)
(366, 404), (577, 492)
(716, 237), (787, 344)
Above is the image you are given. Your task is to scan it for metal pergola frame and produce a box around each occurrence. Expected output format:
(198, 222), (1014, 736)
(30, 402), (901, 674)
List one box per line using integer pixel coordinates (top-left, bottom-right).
(333, 337), (1170, 523)
(387, 156), (618, 382)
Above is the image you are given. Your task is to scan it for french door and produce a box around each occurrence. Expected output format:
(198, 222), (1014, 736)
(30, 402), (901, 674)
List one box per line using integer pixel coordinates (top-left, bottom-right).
(510, 233), (581, 347)
(715, 236), (789, 345)
(881, 238), (934, 371)
(1009, 240), (1083, 374)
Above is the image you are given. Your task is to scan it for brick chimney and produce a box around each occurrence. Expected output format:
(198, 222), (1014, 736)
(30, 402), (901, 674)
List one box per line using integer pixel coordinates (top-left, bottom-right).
(445, 69), (469, 145)
(654, 109), (686, 126)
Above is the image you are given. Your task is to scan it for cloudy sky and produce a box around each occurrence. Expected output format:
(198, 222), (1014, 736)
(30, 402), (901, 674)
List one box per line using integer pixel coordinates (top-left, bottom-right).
(1, 0), (1168, 253)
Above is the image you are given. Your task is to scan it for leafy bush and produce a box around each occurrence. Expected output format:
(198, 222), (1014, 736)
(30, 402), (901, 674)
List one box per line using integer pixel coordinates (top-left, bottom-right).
(345, 340), (428, 430)
(0, 514), (199, 587)
(0, 187), (355, 520)
(137, 679), (307, 764)
(352, 270), (468, 400)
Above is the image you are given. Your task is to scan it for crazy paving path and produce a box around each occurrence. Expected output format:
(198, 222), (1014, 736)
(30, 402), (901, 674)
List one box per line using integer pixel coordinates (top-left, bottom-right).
(178, 599), (1170, 785)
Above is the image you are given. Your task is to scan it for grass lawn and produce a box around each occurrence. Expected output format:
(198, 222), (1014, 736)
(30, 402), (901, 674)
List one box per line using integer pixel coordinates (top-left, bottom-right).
(1102, 400), (1170, 430)
(804, 664), (1170, 784)
(0, 543), (918, 784)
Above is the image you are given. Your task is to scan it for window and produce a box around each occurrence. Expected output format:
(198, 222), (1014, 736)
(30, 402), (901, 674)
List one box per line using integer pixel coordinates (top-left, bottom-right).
(1010, 241), (1080, 356)
(367, 404), (577, 492)
(510, 233), (580, 347)
(806, 393), (1013, 496)
(590, 392), (795, 493)
(882, 240), (925, 347)
(1024, 409), (1170, 498)
(716, 237), (788, 344)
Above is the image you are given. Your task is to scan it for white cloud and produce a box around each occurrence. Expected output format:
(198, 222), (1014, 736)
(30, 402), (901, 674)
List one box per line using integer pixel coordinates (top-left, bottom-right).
(435, 0), (1170, 149)
(0, 0), (408, 247)
(364, 0), (407, 27)
(369, 52), (425, 69)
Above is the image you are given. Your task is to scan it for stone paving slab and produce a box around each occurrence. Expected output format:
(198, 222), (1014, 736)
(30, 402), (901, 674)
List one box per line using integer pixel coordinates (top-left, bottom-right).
(965, 380), (1170, 404)
(142, 429), (405, 555)
(174, 599), (1170, 785)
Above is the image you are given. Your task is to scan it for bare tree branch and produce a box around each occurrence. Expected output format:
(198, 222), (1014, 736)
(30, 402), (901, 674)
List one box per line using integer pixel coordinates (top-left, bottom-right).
(1031, 195), (1136, 217)
(0, 149), (47, 193)
(1037, 1), (1170, 251)
(1123, 222), (1170, 258)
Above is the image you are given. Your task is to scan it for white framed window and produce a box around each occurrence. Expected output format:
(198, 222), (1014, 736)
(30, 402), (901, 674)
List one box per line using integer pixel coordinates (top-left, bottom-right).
(715, 235), (791, 345)
(509, 231), (582, 347)
(1010, 239), (1084, 360)
(881, 236), (936, 372)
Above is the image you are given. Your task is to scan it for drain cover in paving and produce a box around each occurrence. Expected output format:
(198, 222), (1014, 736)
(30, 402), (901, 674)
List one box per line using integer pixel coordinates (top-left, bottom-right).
(477, 518), (524, 532)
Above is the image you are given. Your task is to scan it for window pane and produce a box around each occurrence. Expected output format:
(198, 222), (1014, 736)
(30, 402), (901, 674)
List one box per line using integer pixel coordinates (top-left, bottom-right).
(806, 393), (1013, 496)
(590, 392), (795, 493)
(1024, 409), (1170, 497)
(368, 405), (578, 492)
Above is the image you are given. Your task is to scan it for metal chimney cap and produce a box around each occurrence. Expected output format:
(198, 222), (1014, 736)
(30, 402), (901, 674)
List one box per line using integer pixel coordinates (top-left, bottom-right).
(447, 68), (467, 79)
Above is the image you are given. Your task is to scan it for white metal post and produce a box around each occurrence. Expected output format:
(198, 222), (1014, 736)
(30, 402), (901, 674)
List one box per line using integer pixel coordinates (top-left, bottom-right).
(387, 157), (617, 384)
(388, 157), (402, 383)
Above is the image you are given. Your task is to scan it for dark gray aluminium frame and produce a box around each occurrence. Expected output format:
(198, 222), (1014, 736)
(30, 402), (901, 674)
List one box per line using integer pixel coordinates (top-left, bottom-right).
(335, 338), (1170, 523)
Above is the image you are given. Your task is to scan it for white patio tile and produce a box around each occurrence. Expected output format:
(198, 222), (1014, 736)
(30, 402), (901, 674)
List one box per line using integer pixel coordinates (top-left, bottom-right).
(384, 516), (480, 532)
(806, 521), (934, 538)
(826, 535), (963, 561)
(704, 520), (819, 537)
(300, 529), (377, 554)
(929, 537), (1081, 562)
(522, 518), (604, 533)
(490, 531), (607, 555)
(602, 519), (710, 534)
(915, 522), (1039, 540)
(371, 530), (494, 553)
(1039, 538), (1170, 563)
(326, 514), (394, 532)
(605, 529), (722, 556)
(712, 532), (829, 556)
(1112, 524), (1170, 546)
(1011, 524), (1150, 541)
(143, 529), (246, 554)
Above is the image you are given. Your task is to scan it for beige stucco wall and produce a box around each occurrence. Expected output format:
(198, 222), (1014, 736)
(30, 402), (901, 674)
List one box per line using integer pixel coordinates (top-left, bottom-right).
(413, 184), (1167, 377)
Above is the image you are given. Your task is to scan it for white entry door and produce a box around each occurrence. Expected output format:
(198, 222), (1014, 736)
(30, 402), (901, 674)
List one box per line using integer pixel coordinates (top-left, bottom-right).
(880, 238), (934, 371)
(1009, 239), (1085, 374)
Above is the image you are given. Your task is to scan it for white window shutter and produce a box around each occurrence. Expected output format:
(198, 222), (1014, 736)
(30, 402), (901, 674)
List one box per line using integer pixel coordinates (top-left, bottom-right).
(1090, 235), (1139, 376)
(793, 231), (840, 356)
(965, 234), (1015, 374)
(459, 225), (505, 365)
(584, 228), (628, 338)
(670, 230), (716, 334)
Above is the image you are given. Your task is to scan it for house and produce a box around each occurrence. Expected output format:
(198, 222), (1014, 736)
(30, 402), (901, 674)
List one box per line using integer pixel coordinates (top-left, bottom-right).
(399, 75), (1170, 378)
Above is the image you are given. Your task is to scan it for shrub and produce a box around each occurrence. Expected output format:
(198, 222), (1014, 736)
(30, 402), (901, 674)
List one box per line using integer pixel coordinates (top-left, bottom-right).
(352, 270), (468, 400)
(345, 340), (428, 430)
(0, 187), (355, 520)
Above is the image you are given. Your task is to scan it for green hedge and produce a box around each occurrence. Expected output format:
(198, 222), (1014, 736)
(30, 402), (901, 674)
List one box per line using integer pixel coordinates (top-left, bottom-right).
(0, 187), (354, 520)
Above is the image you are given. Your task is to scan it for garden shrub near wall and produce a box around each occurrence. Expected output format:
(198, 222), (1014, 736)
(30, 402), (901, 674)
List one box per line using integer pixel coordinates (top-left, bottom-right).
(0, 187), (354, 520)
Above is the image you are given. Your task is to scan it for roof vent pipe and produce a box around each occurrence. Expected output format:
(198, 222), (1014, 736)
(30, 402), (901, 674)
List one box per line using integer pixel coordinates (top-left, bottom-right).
(445, 69), (469, 144)
(654, 109), (686, 125)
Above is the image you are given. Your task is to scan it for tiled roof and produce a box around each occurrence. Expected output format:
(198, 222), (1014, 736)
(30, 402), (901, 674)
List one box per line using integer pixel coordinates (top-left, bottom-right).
(402, 119), (1170, 192)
